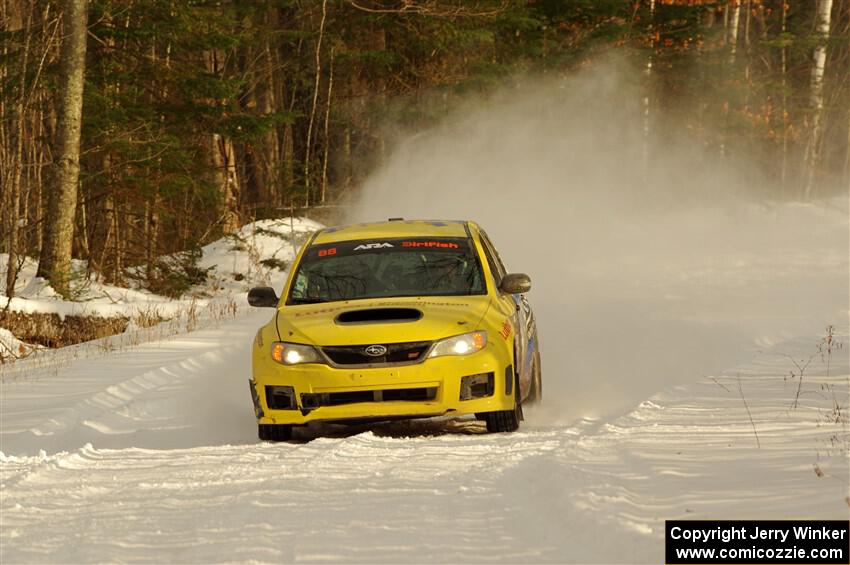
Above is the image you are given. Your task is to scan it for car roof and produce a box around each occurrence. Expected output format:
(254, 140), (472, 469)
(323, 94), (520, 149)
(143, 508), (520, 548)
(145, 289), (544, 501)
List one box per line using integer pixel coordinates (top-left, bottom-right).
(312, 219), (472, 245)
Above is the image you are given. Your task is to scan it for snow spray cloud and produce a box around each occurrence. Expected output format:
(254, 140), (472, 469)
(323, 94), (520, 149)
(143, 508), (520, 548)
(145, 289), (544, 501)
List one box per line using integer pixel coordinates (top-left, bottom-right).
(346, 59), (849, 423)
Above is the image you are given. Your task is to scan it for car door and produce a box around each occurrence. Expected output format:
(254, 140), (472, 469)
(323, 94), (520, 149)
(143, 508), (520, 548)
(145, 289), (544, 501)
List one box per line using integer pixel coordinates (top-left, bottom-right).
(478, 230), (534, 401)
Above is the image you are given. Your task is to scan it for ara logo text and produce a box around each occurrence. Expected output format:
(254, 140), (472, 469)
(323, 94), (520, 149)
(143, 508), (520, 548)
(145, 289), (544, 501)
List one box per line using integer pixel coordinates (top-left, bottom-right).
(354, 243), (394, 250)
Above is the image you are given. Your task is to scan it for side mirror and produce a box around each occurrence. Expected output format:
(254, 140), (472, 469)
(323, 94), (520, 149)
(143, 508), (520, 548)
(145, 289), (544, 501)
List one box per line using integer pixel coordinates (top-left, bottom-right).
(499, 273), (531, 294)
(248, 286), (280, 308)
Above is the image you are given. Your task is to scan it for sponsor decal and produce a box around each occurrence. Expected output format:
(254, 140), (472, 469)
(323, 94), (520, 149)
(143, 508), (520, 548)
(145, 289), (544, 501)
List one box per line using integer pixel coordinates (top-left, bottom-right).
(401, 241), (460, 248)
(499, 319), (512, 340)
(364, 344), (388, 356)
(307, 238), (469, 262)
(353, 242), (394, 250)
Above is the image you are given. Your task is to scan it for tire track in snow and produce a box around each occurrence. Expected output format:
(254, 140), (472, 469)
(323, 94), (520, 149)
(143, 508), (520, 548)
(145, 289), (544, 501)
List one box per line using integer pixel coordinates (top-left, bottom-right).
(1, 311), (266, 454)
(1, 431), (566, 563)
(29, 351), (224, 437)
(2, 307), (847, 562)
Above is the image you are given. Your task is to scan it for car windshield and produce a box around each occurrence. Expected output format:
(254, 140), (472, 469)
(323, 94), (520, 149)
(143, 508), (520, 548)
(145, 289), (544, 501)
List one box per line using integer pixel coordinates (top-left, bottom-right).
(287, 237), (486, 304)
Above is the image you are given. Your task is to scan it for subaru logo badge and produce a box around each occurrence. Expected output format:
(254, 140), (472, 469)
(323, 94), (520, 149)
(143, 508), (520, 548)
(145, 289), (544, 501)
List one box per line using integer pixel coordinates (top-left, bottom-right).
(364, 344), (387, 357)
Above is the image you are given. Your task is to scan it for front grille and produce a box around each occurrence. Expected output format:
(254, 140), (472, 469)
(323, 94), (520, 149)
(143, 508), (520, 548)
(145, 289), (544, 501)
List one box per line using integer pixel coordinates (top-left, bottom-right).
(321, 341), (432, 365)
(301, 387), (437, 408)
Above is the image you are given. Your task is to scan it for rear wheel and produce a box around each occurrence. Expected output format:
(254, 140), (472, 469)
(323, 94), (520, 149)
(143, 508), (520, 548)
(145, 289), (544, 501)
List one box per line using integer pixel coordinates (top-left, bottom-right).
(526, 349), (543, 405)
(258, 424), (292, 442)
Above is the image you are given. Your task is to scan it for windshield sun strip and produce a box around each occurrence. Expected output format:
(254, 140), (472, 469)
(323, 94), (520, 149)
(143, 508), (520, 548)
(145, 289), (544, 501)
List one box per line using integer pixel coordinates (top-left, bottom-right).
(285, 236), (486, 305)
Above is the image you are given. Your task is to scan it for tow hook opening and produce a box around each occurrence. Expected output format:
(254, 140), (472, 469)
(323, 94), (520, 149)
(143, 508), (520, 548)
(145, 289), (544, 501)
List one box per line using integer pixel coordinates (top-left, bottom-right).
(301, 393), (322, 410)
(460, 372), (495, 400)
(265, 385), (297, 410)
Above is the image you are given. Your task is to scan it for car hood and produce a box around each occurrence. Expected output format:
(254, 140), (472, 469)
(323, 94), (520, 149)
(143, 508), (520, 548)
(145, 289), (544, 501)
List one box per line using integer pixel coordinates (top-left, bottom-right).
(276, 295), (492, 346)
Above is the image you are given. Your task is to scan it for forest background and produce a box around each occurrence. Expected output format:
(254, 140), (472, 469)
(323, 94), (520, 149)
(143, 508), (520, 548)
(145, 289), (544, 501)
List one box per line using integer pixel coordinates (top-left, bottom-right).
(2, 0), (849, 299)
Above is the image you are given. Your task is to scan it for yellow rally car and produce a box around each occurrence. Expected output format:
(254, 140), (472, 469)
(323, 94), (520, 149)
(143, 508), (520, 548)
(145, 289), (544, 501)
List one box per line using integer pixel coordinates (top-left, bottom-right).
(247, 219), (542, 441)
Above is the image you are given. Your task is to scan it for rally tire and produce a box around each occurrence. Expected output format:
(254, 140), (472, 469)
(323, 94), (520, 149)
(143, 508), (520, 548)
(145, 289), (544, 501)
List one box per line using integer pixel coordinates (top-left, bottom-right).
(484, 407), (520, 433)
(258, 424), (292, 442)
(484, 372), (521, 433)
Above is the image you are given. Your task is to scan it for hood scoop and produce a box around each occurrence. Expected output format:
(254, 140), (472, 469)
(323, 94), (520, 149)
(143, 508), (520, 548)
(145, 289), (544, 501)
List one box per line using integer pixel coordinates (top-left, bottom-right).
(335, 308), (423, 325)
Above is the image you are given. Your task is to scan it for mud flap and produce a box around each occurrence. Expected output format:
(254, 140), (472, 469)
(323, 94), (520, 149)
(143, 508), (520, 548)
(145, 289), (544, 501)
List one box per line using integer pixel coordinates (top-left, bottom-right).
(249, 379), (264, 419)
(514, 367), (525, 422)
(502, 365), (524, 421)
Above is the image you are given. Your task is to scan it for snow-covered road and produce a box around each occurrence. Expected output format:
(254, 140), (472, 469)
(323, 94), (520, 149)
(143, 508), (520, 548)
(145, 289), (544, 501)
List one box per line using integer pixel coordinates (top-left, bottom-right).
(2, 306), (847, 563)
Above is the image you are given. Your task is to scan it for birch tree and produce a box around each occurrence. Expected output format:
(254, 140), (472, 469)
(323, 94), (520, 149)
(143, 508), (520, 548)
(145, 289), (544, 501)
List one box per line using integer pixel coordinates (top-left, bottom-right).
(36, 0), (88, 298)
(803, 0), (834, 199)
(728, 0), (741, 64)
(304, 0), (328, 207)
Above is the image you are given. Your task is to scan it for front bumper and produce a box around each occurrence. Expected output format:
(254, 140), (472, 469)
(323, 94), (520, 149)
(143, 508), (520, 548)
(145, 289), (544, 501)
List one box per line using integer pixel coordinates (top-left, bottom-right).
(250, 347), (515, 425)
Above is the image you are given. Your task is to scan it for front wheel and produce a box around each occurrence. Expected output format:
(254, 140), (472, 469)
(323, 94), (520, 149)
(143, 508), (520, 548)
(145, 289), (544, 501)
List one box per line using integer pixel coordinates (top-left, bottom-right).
(483, 408), (520, 432)
(258, 423), (292, 442)
(483, 372), (522, 433)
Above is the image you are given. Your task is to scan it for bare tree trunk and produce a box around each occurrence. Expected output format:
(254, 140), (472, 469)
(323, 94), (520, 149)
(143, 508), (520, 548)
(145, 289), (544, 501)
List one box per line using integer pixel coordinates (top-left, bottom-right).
(4, 0), (31, 298)
(204, 48), (240, 232)
(282, 119), (295, 202)
(261, 9), (281, 207)
(76, 185), (89, 264)
(341, 125), (352, 189)
(280, 38), (303, 206)
(242, 43), (278, 211)
(304, 0), (328, 207)
(728, 0), (741, 62)
(780, 0), (789, 196)
(36, 0), (88, 298)
(91, 154), (112, 275)
(211, 132), (241, 233)
(240, 39), (264, 207)
(145, 195), (160, 283)
(743, 0), (751, 85)
(642, 0), (655, 182)
(113, 195), (124, 284)
(803, 0), (835, 199)
(719, 1), (742, 158)
(321, 47), (334, 204)
(369, 25), (387, 160)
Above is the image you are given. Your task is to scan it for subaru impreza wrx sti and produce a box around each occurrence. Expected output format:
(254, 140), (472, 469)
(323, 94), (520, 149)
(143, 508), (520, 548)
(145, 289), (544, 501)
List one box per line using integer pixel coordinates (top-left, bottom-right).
(247, 219), (542, 441)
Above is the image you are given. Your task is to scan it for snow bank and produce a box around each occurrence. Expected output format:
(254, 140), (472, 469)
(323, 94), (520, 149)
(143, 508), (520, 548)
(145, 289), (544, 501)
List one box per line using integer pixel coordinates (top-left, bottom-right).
(198, 216), (323, 294)
(0, 217), (321, 350)
(0, 328), (40, 363)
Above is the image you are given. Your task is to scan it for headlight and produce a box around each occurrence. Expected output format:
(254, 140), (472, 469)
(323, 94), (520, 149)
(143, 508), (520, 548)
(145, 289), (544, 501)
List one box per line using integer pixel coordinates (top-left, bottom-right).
(428, 331), (487, 358)
(270, 342), (323, 365)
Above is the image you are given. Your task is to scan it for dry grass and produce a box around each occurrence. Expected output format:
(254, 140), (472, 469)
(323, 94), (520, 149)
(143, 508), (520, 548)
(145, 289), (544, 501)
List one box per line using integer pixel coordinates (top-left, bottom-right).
(0, 297), (244, 376)
(0, 310), (130, 349)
